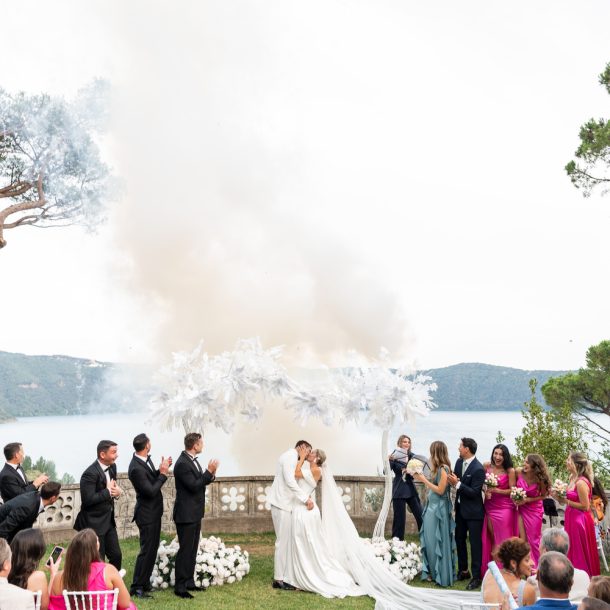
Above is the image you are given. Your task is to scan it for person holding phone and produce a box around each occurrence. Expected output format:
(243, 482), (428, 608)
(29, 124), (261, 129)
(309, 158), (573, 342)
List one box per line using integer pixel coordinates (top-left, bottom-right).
(9, 529), (62, 610)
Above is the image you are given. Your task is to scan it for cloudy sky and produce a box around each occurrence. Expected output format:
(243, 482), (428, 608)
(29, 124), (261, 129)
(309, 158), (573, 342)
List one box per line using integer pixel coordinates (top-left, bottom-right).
(1, 0), (609, 372)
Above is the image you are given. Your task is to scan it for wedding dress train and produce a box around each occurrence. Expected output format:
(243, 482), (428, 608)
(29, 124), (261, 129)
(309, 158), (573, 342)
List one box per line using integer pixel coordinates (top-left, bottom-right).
(299, 462), (481, 609)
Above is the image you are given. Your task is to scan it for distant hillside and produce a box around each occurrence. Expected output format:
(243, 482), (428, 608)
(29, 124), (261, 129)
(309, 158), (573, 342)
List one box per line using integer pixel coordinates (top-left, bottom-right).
(422, 363), (570, 411)
(0, 351), (153, 422)
(0, 351), (569, 421)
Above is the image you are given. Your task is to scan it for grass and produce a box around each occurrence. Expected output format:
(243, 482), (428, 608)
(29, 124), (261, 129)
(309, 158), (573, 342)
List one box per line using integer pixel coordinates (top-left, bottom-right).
(49, 530), (606, 609)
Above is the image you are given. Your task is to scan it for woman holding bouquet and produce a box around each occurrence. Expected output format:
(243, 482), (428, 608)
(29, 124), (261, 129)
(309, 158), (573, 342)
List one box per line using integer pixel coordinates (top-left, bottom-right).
(554, 451), (600, 577)
(481, 444), (517, 577)
(413, 441), (456, 587)
(513, 453), (550, 570)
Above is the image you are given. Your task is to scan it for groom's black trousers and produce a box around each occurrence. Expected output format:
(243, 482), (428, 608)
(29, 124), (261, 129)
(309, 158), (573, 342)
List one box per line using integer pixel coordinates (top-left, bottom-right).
(131, 520), (162, 593)
(454, 502), (483, 578)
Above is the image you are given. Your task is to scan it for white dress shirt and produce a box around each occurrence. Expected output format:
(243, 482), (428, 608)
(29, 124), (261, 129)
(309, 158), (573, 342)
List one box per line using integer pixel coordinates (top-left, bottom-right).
(0, 576), (35, 610)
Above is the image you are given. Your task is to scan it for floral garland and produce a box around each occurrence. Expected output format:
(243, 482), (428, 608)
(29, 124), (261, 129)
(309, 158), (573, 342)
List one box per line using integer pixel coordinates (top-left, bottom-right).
(365, 538), (422, 583)
(151, 535), (250, 589)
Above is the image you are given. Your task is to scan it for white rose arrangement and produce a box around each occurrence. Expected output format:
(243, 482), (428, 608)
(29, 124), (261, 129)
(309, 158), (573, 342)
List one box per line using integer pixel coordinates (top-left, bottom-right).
(510, 486), (527, 502)
(151, 535), (250, 589)
(365, 538), (422, 583)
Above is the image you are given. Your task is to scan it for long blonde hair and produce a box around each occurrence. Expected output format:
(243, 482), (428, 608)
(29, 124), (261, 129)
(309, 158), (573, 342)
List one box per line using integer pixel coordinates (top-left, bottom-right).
(429, 441), (451, 476)
(569, 451), (594, 484)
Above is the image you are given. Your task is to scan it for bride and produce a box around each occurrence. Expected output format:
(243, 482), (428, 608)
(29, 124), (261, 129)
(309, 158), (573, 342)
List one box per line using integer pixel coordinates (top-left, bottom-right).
(289, 446), (479, 610)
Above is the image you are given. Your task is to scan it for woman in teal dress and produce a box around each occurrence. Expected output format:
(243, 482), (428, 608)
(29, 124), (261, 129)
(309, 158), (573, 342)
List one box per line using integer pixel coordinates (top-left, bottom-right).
(413, 441), (456, 587)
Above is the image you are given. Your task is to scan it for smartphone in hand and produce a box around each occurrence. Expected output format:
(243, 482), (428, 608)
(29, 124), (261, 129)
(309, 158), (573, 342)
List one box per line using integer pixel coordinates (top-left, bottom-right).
(46, 545), (64, 567)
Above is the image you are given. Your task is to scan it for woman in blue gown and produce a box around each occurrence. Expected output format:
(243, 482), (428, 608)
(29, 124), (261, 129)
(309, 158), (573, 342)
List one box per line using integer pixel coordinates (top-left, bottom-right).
(413, 441), (456, 587)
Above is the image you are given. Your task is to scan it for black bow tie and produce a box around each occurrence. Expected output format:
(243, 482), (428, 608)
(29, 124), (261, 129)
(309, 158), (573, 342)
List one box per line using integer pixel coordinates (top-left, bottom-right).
(104, 467), (110, 473)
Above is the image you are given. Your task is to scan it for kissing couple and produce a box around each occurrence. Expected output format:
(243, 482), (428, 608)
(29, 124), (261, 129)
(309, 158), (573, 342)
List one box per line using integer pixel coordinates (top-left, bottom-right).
(266, 440), (479, 609)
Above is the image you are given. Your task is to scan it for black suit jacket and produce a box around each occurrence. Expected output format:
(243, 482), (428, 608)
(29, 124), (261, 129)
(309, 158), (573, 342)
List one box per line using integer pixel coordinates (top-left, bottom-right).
(390, 452), (418, 500)
(128, 454), (168, 526)
(454, 456), (485, 520)
(0, 490), (41, 542)
(74, 461), (117, 535)
(172, 452), (214, 524)
(0, 464), (36, 502)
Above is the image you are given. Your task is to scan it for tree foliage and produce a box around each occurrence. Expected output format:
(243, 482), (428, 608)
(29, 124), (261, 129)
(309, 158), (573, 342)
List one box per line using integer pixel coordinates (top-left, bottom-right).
(0, 80), (113, 249)
(514, 378), (586, 482)
(542, 340), (610, 480)
(23, 455), (75, 484)
(565, 62), (610, 197)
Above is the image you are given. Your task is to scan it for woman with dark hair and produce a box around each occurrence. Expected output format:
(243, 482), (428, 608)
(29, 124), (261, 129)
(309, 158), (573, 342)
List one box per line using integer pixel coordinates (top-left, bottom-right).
(481, 444), (517, 577)
(514, 453), (550, 569)
(554, 451), (601, 577)
(413, 441), (456, 587)
(9, 528), (58, 610)
(481, 537), (536, 607)
(48, 529), (136, 610)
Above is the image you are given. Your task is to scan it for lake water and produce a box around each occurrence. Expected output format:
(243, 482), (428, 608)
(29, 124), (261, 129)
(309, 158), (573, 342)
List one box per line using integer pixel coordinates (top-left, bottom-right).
(0, 409), (540, 479)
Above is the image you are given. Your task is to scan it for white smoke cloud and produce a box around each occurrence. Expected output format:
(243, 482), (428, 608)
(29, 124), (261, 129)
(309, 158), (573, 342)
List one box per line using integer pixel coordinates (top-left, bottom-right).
(101, 1), (413, 366)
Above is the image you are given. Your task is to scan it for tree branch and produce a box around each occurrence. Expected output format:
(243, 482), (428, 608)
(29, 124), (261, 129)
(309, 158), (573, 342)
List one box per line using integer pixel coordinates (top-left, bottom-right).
(0, 181), (32, 198)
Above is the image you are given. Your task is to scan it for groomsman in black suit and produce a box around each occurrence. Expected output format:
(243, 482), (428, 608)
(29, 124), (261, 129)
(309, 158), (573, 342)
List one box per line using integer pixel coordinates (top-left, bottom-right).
(128, 433), (172, 599)
(74, 440), (122, 569)
(447, 437), (485, 591)
(0, 443), (49, 502)
(173, 432), (218, 599)
(0, 482), (61, 542)
(389, 434), (423, 538)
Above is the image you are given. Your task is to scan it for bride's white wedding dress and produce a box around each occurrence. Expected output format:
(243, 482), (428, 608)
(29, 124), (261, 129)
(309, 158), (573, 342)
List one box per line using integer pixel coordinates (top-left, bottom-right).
(289, 465), (364, 598)
(291, 462), (480, 610)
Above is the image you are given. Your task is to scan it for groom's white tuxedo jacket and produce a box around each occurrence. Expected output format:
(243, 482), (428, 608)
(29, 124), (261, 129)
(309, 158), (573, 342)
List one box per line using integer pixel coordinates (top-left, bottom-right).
(267, 448), (310, 512)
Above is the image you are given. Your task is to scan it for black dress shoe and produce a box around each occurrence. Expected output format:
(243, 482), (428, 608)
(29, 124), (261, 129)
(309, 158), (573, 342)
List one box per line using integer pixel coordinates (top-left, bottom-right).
(175, 590), (194, 599)
(281, 582), (297, 590)
(466, 578), (482, 591)
(132, 590), (153, 599)
(456, 571), (471, 581)
(272, 580), (283, 589)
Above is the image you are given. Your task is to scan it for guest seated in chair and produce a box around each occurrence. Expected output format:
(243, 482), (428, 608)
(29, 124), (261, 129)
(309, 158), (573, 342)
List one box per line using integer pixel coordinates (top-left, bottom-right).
(522, 551), (577, 609)
(9, 529), (61, 610)
(482, 537), (537, 607)
(48, 528), (137, 610)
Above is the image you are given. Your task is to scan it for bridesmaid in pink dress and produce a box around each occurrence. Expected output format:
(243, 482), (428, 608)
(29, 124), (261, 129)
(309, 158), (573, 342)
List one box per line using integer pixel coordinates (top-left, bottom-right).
(554, 451), (601, 578)
(514, 453), (550, 570)
(481, 444), (517, 578)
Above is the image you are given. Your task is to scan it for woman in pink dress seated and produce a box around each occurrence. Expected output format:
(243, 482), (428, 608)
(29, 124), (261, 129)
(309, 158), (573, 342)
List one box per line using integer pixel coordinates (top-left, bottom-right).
(48, 529), (137, 610)
(481, 444), (517, 578)
(514, 453), (550, 570)
(554, 451), (601, 578)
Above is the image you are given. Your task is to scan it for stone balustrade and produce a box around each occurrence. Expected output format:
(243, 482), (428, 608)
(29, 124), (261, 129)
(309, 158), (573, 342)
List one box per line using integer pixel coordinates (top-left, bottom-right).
(35, 474), (573, 543)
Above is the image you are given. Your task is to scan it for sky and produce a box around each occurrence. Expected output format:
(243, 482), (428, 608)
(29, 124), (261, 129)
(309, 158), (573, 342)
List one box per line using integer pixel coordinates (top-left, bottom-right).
(1, 0), (609, 373)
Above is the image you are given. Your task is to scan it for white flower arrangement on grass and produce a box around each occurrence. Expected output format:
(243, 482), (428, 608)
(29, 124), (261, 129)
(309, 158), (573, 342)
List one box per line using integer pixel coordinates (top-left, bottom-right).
(150, 535), (250, 590)
(365, 538), (422, 583)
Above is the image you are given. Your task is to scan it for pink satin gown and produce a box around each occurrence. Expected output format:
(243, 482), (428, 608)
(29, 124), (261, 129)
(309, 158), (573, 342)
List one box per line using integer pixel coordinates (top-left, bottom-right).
(49, 562), (138, 610)
(515, 475), (544, 568)
(481, 471), (517, 578)
(564, 477), (601, 577)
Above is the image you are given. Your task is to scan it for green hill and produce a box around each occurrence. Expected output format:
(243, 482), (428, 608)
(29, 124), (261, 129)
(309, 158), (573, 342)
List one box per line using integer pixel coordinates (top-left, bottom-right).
(421, 362), (570, 410)
(0, 351), (570, 421)
(0, 351), (152, 421)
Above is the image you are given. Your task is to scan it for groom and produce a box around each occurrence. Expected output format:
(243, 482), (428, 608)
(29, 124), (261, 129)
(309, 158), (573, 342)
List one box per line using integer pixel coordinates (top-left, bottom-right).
(267, 440), (314, 590)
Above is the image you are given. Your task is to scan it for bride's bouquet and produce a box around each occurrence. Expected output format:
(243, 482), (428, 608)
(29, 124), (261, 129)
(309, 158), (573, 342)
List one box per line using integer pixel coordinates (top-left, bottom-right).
(485, 472), (499, 488)
(510, 486), (526, 502)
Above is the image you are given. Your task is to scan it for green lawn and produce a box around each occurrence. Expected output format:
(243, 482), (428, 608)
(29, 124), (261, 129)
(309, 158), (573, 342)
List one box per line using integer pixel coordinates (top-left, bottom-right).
(42, 532), (476, 609)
